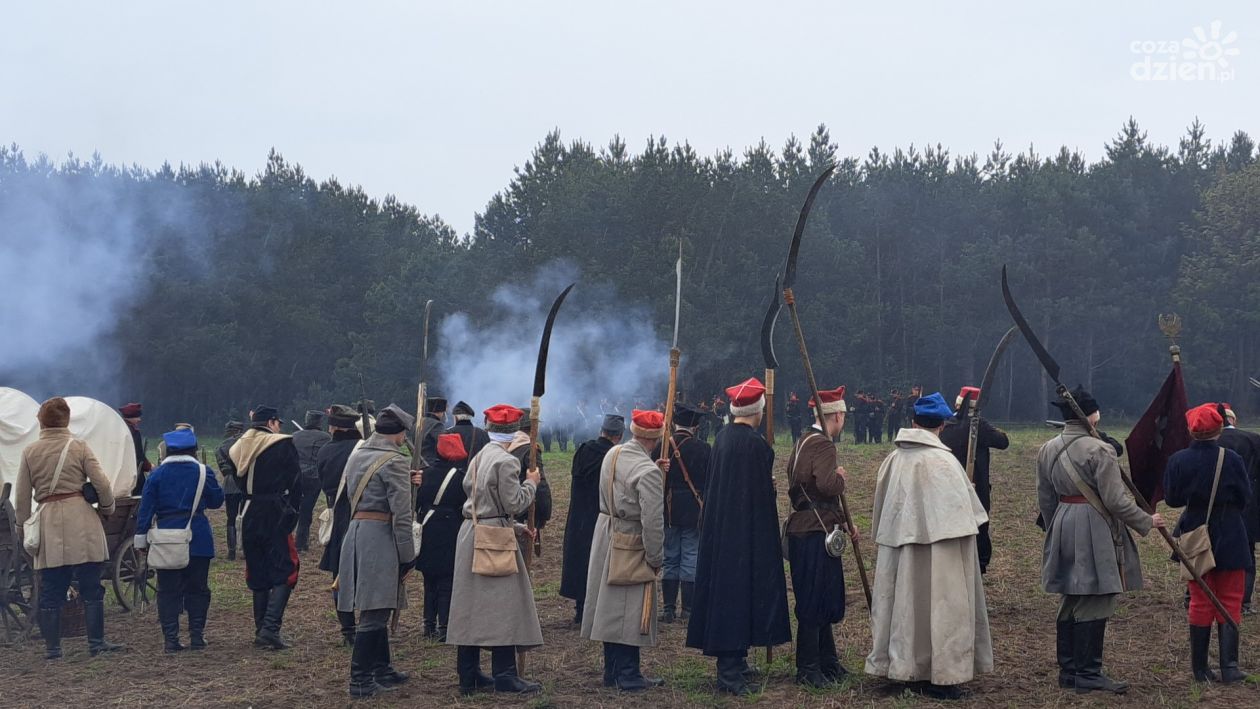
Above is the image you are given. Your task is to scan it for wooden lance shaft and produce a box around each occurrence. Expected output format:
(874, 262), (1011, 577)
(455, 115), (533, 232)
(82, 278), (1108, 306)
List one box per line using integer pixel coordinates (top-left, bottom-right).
(964, 398), (979, 483)
(1057, 385), (1237, 631)
(392, 381), (427, 634)
(783, 287), (873, 610)
(527, 395), (542, 563)
(646, 347), (681, 635)
(764, 368), (776, 446)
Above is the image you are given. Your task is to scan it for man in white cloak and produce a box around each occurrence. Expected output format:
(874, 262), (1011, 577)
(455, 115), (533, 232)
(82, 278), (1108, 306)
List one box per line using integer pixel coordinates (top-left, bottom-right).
(865, 392), (993, 701)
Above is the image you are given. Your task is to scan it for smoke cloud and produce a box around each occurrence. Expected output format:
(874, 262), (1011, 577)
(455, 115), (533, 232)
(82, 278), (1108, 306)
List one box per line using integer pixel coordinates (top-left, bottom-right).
(433, 261), (671, 436)
(0, 159), (203, 402)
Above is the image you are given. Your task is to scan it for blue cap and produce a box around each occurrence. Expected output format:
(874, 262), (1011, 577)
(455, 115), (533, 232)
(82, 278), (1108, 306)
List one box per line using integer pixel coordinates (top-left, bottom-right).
(913, 393), (953, 420)
(162, 428), (197, 450)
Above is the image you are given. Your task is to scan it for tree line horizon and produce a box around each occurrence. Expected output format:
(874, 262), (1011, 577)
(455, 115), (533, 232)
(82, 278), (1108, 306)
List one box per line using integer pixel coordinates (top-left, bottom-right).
(3, 117), (1259, 431)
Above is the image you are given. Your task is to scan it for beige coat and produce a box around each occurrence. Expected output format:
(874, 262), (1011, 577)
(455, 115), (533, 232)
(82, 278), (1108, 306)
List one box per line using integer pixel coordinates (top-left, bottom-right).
(865, 428), (992, 686)
(446, 442), (543, 648)
(16, 428), (116, 570)
(580, 440), (665, 647)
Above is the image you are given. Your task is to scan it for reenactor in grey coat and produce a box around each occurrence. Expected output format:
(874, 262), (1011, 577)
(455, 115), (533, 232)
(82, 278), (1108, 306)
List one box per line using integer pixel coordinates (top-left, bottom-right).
(580, 410), (669, 692)
(337, 405), (419, 698)
(446, 404), (544, 695)
(1036, 388), (1166, 695)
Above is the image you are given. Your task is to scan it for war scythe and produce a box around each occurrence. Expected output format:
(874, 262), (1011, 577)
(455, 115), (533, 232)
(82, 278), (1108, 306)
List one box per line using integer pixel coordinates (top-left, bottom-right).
(526, 284), (575, 567)
(782, 165), (873, 611)
(965, 327), (1017, 482)
(1001, 266), (1237, 631)
(760, 276), (782, 446)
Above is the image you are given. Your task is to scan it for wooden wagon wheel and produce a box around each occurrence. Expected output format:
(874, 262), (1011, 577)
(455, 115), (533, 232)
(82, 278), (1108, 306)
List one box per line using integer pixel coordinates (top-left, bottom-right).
(112, 537), (155, 613)
(0, 552), (37, 645)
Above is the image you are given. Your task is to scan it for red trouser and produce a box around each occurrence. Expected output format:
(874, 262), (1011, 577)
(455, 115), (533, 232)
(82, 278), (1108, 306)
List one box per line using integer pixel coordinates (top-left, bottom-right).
(1188, 568), (1245, 626)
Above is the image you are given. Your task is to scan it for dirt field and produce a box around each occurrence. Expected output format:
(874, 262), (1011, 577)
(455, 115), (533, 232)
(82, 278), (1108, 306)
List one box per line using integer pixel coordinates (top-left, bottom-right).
(2, 426), (1258, 708)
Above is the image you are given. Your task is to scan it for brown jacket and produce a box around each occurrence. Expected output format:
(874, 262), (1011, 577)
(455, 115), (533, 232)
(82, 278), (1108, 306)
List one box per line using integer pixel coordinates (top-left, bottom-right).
(16, 428), (116, 569)
(785, 427), (846, 535)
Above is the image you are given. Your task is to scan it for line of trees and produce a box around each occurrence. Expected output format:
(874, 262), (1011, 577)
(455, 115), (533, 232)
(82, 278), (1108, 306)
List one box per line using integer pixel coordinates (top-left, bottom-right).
(3, 118), (1258, 429)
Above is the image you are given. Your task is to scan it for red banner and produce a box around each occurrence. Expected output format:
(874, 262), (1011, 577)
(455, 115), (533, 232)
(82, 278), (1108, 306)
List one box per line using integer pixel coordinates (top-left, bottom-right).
(1124, 363), (1190, 504)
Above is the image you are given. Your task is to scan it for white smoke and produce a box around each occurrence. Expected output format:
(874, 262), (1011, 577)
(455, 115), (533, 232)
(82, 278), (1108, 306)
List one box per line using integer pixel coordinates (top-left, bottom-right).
(0, 156), (203, 401)
(433, 261), (670, 436)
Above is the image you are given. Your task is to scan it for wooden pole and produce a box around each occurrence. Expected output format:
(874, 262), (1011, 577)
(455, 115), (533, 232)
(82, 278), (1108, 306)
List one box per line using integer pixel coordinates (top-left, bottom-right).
(764, 368), (776, 446)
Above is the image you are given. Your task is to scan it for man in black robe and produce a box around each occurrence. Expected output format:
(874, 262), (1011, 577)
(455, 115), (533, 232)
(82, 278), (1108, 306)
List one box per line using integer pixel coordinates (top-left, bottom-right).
(939, 387), (1009, 575)
(292, 409), (331, 552)
(687, 378), (790, 696)
(661, 406), (710, 623)
(1218, 404), (1260, 613)
(560, 414), (623, 624)
(416, 400), (486, 640)
(230, 405), (304, 650)
(316, 404), (364, 645)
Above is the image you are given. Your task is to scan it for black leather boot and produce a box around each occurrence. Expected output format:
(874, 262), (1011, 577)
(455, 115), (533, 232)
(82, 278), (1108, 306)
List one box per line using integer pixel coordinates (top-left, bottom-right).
(1073, 620), (1126, 694)
(85, 600), (124, 656)
(252, 590), (268, 634)
(157, 593), (184, 653)
(615, 644), (663, 691)
(1055, 620), (1075, 688)
(337, 611), (357, 647)
(659, 579), (678, 623)
(348, 631), (389, 698)
(795, 623), (828, 687)
(373, 629), (409, 686)
(679, 581), (695, 620)
(226, 523), (237, 561)
(187, 591), (210, 650)
(457, 646), (494, 695)
(423, 580), (440, 639)
(491, 646), (542, 693)
(602, 643), (618, 687)
(573, 599), (584, 626)
(255, 585), (292, 650)
(38, 606), (62, 660)
(716, 655), (751, 696)
(818, 623), (847, 683)
(1190, 625), (1216, 682)
(1218, 621), (1247, 683)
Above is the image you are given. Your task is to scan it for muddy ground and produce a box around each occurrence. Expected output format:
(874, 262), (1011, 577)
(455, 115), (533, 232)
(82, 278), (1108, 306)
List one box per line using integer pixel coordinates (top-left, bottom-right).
(2, 426), (1258, 708)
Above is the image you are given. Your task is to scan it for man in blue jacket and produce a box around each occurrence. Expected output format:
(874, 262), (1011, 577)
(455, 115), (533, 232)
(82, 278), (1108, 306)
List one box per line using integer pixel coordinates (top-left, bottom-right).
(136, 428), (225, 652)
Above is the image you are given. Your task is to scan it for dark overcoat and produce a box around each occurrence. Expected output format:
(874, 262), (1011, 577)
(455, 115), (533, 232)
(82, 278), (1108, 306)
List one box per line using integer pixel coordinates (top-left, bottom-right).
(415, 422), (487, 576)
(1219, 426), (1260, 542)
(686, 423), (791, 654)
(316, 429), (362, 574)
(664, 431), (709, 529)
(559, 436), (613, 600)
(231, 428), (303, 590)
(1165, 440), (1254, 571)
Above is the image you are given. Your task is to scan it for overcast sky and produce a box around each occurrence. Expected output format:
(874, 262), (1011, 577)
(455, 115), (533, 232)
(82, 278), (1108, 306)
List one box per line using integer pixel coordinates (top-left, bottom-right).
(2, 1), (1254, 235)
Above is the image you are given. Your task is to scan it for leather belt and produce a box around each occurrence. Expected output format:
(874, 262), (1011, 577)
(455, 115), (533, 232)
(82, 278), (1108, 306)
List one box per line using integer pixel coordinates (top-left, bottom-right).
(353, 511), (391, 522)
(39, 491), (83, 504)
(1060, 495), (1088, 503)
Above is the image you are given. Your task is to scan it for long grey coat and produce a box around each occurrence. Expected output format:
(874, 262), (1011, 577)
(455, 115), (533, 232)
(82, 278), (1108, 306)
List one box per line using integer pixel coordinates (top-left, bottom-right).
(336, 434), (416, 612)
(1037, 422), (1153, 595)
(580, 440), (665, 647)
(446, 442), (543, 648)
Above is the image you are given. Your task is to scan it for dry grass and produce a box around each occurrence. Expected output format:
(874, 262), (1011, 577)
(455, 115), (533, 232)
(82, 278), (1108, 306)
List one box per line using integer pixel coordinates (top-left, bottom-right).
(2, 427), (1259, 707)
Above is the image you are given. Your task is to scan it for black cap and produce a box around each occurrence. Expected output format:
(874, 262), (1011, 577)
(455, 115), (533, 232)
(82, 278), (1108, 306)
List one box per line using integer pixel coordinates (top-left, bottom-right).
(601, 414), (625, 436)
(452, 400), (475, 418)
(1050, 386), (1100, 421)
(327, 404), (358, 428)
(673, 405), (703, 428)
(251, 406), (279, 424)
(426, 396), (448, 414)
(303, 409), (326, 429)
(375, 404), (415, 435)
(224, 420), (245, 435)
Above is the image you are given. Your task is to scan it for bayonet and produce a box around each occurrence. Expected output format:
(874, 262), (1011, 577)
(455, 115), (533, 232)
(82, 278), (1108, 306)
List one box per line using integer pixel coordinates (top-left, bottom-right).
(781, 165), (871, 611)
(1001, 265), (1237, 630)
(671, 241), (682, 349)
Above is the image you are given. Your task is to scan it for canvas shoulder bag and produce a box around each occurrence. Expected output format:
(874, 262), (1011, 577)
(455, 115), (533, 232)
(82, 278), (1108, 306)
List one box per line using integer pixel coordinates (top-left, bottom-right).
(146, 464), (207, 570)
(23, 440), (73, 556)
(1177, 448), (1226, 582)
(605, 446), (658, 586)
(470, 455), (519, 577)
